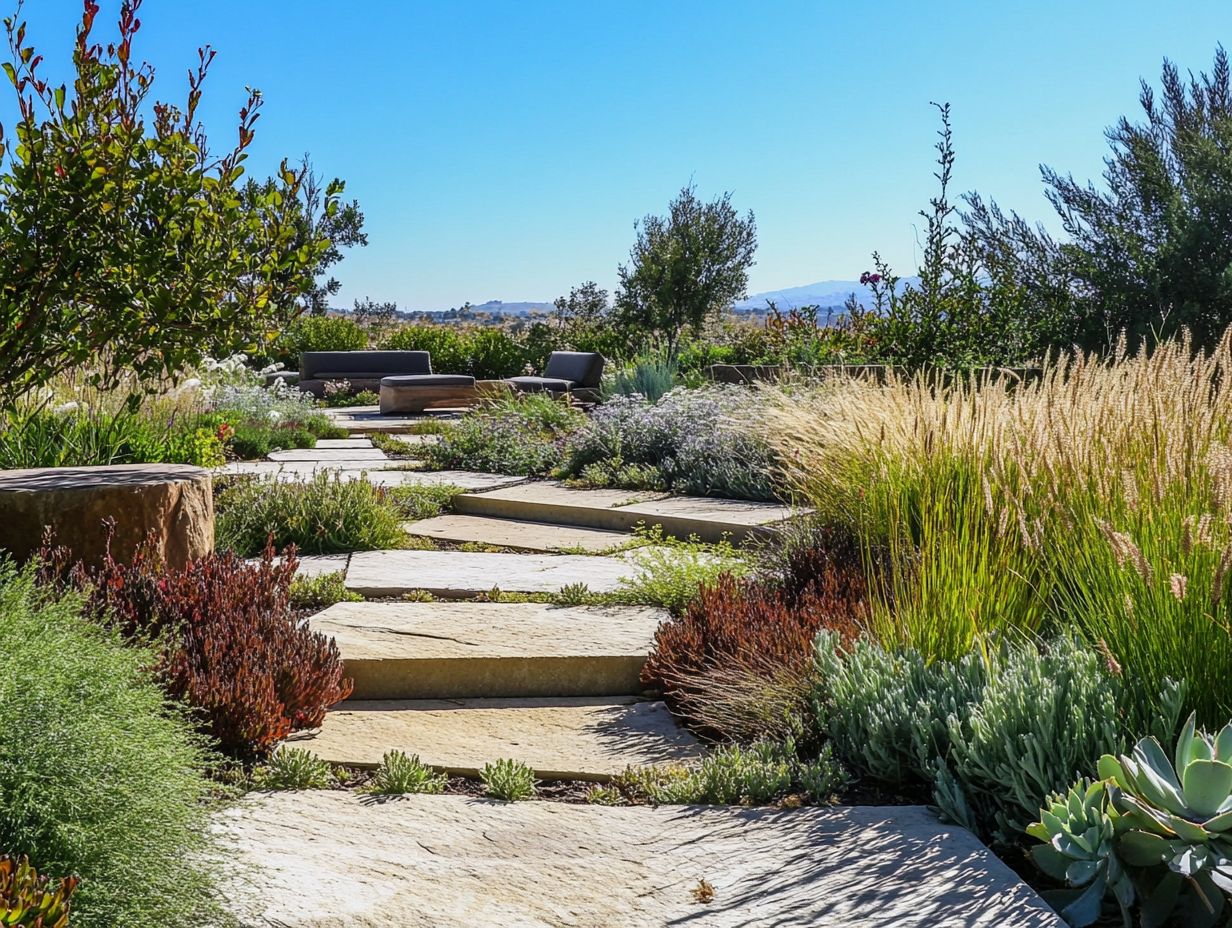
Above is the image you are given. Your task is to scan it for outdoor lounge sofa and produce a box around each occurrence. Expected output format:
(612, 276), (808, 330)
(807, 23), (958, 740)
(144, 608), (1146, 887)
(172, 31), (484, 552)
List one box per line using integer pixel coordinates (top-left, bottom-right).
(507, 351), (605, 402)
(298, 350), (434, 397)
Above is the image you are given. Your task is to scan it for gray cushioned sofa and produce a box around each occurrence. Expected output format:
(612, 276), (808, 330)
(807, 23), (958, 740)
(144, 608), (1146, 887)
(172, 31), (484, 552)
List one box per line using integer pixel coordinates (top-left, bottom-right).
(298, 350), (432, 397)
(507, 351), (605, 401)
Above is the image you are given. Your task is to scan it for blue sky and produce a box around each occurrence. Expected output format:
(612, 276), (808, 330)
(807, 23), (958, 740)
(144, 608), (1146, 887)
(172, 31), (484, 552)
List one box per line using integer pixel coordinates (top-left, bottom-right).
(9, 1), (1231, 310)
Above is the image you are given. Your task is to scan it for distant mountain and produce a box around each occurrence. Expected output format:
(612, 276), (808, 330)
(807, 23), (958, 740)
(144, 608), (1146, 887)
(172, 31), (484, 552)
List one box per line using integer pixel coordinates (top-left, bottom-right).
(341, 280), (924, 320)
(735, 278), (921, 313)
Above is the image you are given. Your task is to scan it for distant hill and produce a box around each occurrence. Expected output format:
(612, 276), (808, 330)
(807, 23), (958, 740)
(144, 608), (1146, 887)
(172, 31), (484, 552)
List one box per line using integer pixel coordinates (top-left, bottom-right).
(339, 280), (923, 320)
(735, 278), (921, 313)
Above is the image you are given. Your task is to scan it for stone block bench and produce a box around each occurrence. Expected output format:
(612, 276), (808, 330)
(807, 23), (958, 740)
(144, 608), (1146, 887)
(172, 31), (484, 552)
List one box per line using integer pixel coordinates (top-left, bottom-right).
(0, 463), (213, 570)
(379, 376), (511, 414)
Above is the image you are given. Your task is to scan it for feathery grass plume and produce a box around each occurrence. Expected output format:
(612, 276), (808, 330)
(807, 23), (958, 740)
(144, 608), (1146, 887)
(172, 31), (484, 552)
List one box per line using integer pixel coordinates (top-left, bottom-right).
(761, 330), (1232, 724)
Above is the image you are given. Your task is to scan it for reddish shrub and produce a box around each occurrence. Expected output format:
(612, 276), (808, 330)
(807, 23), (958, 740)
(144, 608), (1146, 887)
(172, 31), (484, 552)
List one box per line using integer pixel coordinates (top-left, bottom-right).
(642, 532), (869, 737)
(41, 537), (352, 759)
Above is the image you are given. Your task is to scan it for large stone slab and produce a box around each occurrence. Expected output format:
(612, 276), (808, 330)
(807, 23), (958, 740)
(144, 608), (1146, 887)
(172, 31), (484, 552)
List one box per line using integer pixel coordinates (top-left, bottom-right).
(287, 696), (701, 779)
(617, 495), (803, 542)
(309, 601), (667, 698)
(219, 460), (405, 478)
(266, 447), (389, 462)
(0, 464), (213, 570)
(216, 462), (520, 492)
(455, 480), (800, 542)
(312, 438), (374, 449)
(219, 791), (1063, 928)
(362, 470), (524, 491)
(344, 548), (640, 597)
(324, 407), (458, 434)
(402, 513), (631, 553)
(454, 481), (667, 530)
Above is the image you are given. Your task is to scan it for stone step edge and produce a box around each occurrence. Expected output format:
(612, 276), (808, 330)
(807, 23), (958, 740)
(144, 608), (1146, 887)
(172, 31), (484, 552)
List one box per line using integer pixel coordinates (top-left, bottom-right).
(453, 493), (786, 543)
(340, 654), (652, 701)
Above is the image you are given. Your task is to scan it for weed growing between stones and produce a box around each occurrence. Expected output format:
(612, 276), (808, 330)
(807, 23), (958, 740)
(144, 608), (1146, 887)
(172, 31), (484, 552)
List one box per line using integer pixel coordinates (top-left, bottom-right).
(613, 741), (849, 807)
(250, 748), (337, 791)
(362, 751), (447, 796)
(481, 759), (538, 801)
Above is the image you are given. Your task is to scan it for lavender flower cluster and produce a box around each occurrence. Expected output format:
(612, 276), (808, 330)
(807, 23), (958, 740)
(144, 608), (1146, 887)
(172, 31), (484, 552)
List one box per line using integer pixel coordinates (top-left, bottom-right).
(561, 386), (779, 501)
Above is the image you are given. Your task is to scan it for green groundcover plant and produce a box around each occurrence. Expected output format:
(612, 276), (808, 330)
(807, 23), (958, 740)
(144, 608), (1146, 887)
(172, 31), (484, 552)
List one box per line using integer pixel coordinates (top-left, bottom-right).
(215, 472), (409, 556)
(0, 562), (222, 928)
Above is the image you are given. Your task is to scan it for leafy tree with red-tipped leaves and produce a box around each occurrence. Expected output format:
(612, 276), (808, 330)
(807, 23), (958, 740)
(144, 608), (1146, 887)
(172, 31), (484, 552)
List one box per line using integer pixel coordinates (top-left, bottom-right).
(0, 0), (339, 408)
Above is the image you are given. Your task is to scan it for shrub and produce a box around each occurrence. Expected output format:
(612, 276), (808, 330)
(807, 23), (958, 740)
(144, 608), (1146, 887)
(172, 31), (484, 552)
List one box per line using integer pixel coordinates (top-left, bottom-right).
(608, 352), (680, 403)
(642, 531), (867, 738)
(0, 562), (222, 928)
(560, 387), (779, 501)
(813, 632), (1185, 846)
(481, 759), (537, 801)
(386, 483), (462, 521)
(280, 315), (367, 360)
(425, 394), (586, 476)
(45, 543), (353, 759)
(379, 324), (470, 373)
(215, 473), (408, 556)
(362, 751), (447, 795)
(0, 856), (77, 928)
(250, 747), (337, 791)
(615, 534), (751, 615)
(289, 570), (362, 609)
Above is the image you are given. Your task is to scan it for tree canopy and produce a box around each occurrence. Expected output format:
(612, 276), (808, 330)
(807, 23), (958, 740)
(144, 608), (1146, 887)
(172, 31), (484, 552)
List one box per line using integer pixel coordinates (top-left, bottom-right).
(615, 184), (757, 350)
(0, 0), (336, 408)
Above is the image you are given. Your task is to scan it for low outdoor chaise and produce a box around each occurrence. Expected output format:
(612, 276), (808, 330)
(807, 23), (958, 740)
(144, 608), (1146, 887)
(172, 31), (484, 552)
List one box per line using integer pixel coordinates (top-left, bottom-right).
(298, 350), (433, 398)
(507, 351), (605, 402)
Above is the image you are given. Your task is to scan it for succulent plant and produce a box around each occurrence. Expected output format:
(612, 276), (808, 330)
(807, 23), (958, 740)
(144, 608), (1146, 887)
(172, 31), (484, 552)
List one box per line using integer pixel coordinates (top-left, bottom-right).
(1027, 779), (1134, 927)
(1095, 713), (1232, 926)
(0, 855), (77, 928)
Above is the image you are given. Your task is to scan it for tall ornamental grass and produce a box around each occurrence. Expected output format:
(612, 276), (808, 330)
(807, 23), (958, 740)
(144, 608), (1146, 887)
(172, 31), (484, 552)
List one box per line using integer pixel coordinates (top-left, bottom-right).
(762, 332), (1232, 726)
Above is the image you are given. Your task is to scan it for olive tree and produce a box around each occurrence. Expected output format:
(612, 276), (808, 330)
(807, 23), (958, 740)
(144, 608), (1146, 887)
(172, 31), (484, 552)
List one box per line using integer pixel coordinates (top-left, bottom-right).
(0, 0), (336, 408)
(615, 184), (757, 352)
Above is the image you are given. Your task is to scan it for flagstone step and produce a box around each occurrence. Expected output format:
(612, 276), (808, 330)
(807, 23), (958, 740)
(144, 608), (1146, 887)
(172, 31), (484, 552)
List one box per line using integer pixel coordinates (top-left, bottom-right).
(221, 791), (1064, 928)
(217, 461), (524, 492)
(344, 548), (642, 598)
(402, 513), (631, 553)
(287, 696), (702, 780)
(454, 480), (801, 543)
(309, 601), (667, 699)
(313, 438), (374, 449)
(267, 447), (389, 462)
(324, 406), (458, 434)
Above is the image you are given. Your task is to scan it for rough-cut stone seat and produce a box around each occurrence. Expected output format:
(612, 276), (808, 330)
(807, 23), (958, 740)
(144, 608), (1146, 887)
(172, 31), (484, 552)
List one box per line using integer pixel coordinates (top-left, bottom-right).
(378, 374), (481, 414)
(0, 463), (213, 570)
(299, 350), (432, 397)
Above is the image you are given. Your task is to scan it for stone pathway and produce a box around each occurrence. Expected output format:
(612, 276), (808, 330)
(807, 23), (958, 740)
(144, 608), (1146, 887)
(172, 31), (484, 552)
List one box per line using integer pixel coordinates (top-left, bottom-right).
(219, 422), (1061, 926)
(220, 792), (1063, 928)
